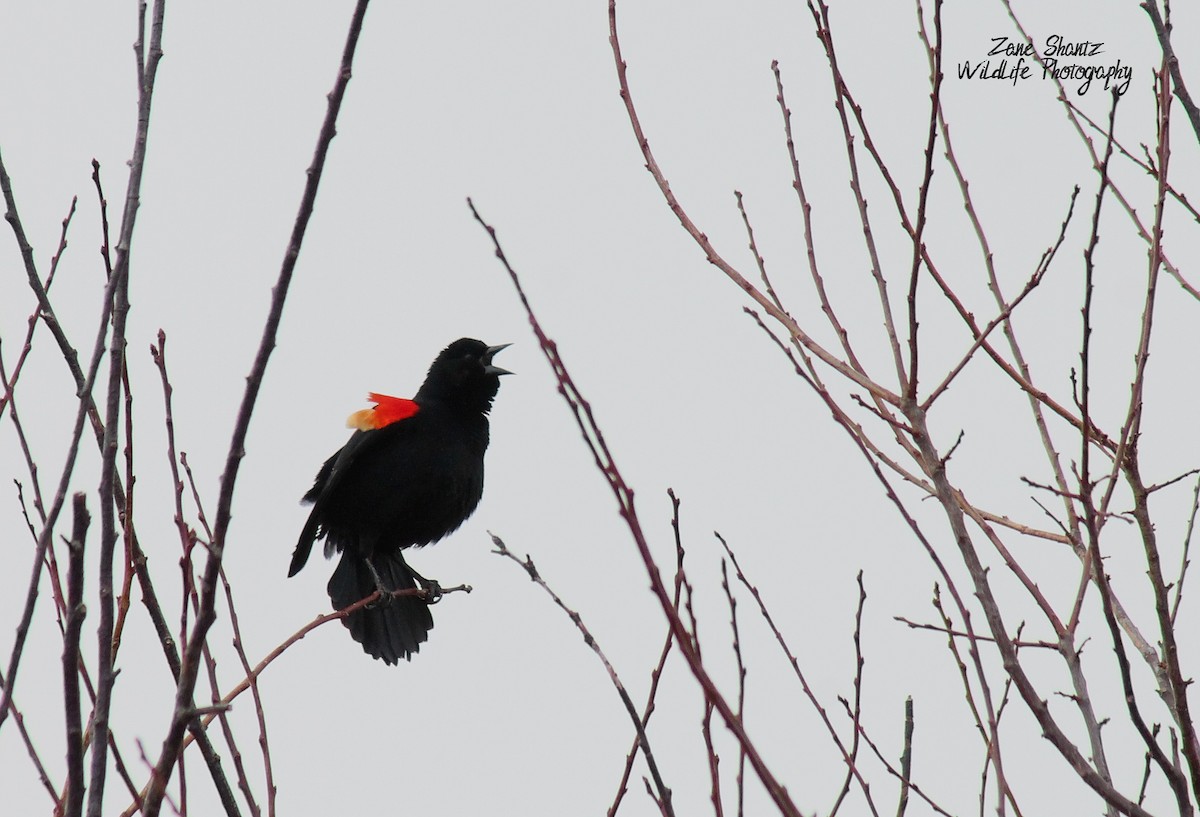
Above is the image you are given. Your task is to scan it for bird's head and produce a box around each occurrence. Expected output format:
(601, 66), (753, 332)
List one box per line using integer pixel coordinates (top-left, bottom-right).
(416, 338), (512, 413)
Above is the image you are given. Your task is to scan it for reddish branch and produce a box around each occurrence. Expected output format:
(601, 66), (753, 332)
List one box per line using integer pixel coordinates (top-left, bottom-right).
(1001, 0), (1194, 312)
(903, 0), (943, 400)
(829, 572), (868, 817)
(90, 157), (133, 817)
(1142, 1), (1200, 145)
(608, 490), (687, 817)
(119, 582), (468, 817)
(717, 559), (747, 817)
(63, 494), (90, 817)
(0, 195), (76, 422)
(152, 336), (253, 817)
(139, 3), (373, 813)
(180, 448), (277, 816)
(611, 0), (1179, 810)
(473, 197), (805, 817)
(0, 218), (125, 734)
(607, 1), (897, 407)
(1, 120), (243, 813)
(715, 532), (880, 817)
(490, 533), (675, 816)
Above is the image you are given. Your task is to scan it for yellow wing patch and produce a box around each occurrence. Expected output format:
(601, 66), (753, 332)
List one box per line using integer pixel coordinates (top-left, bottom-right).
(346, 408), (378, 431)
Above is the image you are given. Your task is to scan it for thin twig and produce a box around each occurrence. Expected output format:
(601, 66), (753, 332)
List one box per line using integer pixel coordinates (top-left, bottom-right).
(734, 191), (787, 318)
(151, 335), (252, 817)
(715, 534), (879, 817)
(0, 660), (58, 805)
(903, 0), (943, 401)
(88, 156), (134, 817)
(1171, 475), (1200, 626)
(121, 581), (466, 817)
(838, 698), (954, 817)
(1142, 1), (1200, 144)
(113, 327), (137, 665)
(607, 0), (900, 407)
(808, 0), (910, 393)
(1000, 0), (1193, 315)
(1138, 724), (1164, 806)
(921, 187), (1079, 411)
(896, 697), (914, 817)
(180, 448), (275, 817)
(748, 292), (1012, 811)
(491, 533), (676, 816)
(893, 617), (1055, 649)
(770, 61), (870, 385)
(718, 559), (747, 817)
(0, 225), (124, 732)
(475, 196), (804, 817)
(690, 576), (723, 817)
(140, 3), (372, 813)
(0, 194), (77, 421)
(830, 571), (869, 817)
(1094, 71), (1200, 810)
(609, 490), (686, 817)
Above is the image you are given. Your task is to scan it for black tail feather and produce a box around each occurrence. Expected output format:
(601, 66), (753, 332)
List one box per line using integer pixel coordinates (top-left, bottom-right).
(288, 509), (321, 578)
(327, 551), (434, 664)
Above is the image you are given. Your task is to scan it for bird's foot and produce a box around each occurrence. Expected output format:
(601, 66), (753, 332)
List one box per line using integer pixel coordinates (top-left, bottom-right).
(364, 559), (394, 608)
(366, 593), (393, 609)
(410, 570), (443, 605)
(419, 576), (443, 605)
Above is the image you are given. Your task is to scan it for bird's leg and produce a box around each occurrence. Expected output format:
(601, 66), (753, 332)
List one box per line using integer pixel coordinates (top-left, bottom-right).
(406, 563), (443, 605)
(364, 557), (393, 608)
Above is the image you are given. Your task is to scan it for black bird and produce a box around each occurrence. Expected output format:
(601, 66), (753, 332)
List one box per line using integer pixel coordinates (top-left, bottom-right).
(290, 338), (511, 664)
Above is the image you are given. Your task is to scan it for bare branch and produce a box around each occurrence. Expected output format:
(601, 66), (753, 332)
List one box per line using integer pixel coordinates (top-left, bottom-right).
(896, 697), (914, 817)
(714, 533), (879, 817)
(903, 0), (943, 401)
(140, 3), (373, 813)
(830, 571), (869, 817)
(718, 558), (747, 817)
(1171, 474), (1200, 626)
(0, 226), (123, 733)
(609, 490), (686, 817)
(492, 531), (678, 815)
(1142, 1), (1200, 144)
(88, 157), (133, 817)
(0, 194), (77, 422)
(608, 0), (901, 406)
(63, 494), (90, 817)
(474, 196), (806, 817)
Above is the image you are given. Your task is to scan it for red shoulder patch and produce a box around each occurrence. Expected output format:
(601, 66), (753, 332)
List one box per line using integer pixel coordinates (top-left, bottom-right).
(346, 393), (420, 430)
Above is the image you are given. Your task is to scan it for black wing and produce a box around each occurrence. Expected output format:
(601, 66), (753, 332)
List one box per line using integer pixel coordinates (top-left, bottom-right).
(289, 428), (384, 577)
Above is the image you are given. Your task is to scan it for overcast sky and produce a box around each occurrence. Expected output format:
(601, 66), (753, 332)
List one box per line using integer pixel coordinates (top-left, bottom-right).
(2, 1), (1199, 815)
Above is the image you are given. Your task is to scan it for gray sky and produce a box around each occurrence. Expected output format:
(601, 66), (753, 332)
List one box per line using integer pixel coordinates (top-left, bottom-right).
(2, 1), (1198, 815)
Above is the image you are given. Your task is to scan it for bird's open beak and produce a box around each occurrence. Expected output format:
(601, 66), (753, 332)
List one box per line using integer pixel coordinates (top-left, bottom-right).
(483, 343), (513, 376)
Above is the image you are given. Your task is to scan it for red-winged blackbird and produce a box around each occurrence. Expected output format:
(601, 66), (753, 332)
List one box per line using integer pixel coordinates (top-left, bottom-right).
(289, 338), (511, 664)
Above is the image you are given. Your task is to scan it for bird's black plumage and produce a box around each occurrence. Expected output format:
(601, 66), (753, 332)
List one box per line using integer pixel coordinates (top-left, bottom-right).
(290, 338), (510, 664)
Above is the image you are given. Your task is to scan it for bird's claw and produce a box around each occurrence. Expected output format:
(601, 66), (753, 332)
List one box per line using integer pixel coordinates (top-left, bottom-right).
(366, 591), (392, 609)
(419, 577), (443, 605)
